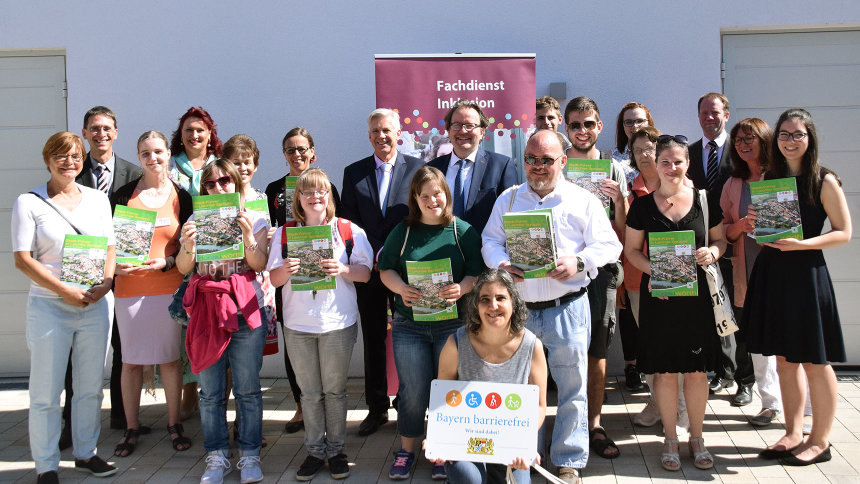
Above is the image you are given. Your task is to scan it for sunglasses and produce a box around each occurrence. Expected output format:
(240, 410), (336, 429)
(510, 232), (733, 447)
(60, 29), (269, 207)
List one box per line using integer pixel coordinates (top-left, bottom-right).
(524, 154), (562, 166)
(657, 134), (688, 144)
(567, 120), (598, 131)
(202, 175), (233, 190)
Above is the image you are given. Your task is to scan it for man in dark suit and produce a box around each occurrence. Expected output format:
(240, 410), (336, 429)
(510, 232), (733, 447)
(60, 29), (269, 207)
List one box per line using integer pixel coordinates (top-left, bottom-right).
(428, 100), (517, 233)
(59, 106), (143, 449)
(341, 108), (423, 436)
(687, 93), (741, 398)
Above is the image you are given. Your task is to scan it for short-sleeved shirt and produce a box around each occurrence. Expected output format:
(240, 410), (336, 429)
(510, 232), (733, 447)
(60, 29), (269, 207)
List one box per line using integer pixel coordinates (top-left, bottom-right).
(12, 184), (116, 297)
(377, 218), (484, 321)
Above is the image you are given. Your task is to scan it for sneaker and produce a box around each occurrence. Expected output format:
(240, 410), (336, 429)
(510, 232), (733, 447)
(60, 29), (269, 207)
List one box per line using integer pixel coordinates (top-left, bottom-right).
(633, 398), (660, 427)
(329, 453), (351, 479)
(237, 451), (263, 484)
(296, 455), (325, 481)
(37, 471), (59, 484)
(201, 450), (232, 484)
(388, 450), (415, 480)
(624, 364), (646, 392)
(431, 461), (447, 480)
(74, 456), (117, 477)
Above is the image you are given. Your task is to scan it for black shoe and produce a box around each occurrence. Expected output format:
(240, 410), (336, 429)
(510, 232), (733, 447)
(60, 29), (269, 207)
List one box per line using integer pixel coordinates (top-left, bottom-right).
(759, 443), (800, 460)
(358, 411), (389, 436)
(732, 384), (753, 406)
(37, 471), (59, 484)
(780, 445), (832, 466)
(708, 376), (734, 394)
(284, 419), (305, 434)
(74, 456), (118, 477)
(624, 364), (646, 392)
(296, 455), (325, 481)
(58, 424), (72, 451)
(329, 453), (351, 479)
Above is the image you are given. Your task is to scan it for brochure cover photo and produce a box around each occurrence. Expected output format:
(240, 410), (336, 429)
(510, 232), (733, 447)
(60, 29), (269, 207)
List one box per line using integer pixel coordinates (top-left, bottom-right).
(566, 158), (611, 214)
(61, 234), (108, 289)
(284, 176), (298, 221)
(648, 230), (697, 297)
(244, 198), (271, 227)
(285, 224), (336, 291)
(749, 177), (804, 243)
(113, 205), (156, 266)
(406, 258), (457, 322)
(192, 192), (243, 261)
(502, 212), (557, 279)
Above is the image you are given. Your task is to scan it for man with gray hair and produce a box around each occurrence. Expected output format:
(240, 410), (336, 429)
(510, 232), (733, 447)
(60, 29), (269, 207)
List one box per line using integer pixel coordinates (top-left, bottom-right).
(341, 109), (423, 437)
(482, 130), (622, 483)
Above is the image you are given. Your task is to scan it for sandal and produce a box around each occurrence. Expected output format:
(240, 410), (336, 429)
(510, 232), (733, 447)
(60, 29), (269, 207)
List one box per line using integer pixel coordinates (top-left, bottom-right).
(689, 437), (714, 470)
(589, 426), (620, 459)
(661, 438), (680, 471)
(167, 423), (192, 451)
(114, 428), (140, 457)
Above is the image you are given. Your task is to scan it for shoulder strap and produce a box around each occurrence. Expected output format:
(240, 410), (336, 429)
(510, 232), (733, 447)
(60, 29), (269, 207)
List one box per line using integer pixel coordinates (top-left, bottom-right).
(336, 218), (354, 263)
(453, 218), (464, 261)
(507, 184), (522, 212)
(699, 189), (709, 246)
(29, 192), (82, 235)
(400, 225), (411, 257)
(280, 220), (297, 259)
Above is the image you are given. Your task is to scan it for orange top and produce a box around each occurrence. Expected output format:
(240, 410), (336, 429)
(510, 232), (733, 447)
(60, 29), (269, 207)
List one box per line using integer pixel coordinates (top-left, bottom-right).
(115, 187), (184, 297)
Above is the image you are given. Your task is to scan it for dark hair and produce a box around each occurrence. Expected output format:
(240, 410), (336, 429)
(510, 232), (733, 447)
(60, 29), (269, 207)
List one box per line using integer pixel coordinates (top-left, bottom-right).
(444, 100), (489, 129)
(42, 132), (85, 166)
(222, 134), (260, 167)
(169, 107), (223, 158)
(615, 102), (654, 152)
(282, 126), (315, 151)
(536, 96), (562, 116)
(564, 96), (600, 124)
(628, 126), (662, 170)
(83, 106), (117, 130)
(199, 158), (242, 200)
(768, 108), (837, 204)
(655, 135), (689, 160)
(465, 269), (529, 336)
(697, 92), (730, 113)
(729, 118), (772, 180)
(405, 166), (454, 227)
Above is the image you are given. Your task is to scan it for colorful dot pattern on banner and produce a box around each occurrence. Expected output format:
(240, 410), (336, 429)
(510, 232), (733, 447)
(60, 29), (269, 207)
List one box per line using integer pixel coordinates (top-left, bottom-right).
(395, 108), (530, 134)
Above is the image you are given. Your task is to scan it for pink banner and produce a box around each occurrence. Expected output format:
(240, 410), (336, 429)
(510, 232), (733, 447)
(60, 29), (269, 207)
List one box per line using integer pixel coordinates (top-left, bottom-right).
(375, 55), (536, 163)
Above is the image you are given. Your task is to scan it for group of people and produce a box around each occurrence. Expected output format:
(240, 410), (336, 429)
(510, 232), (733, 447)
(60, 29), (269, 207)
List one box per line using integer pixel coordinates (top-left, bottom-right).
(11, 92), (849, 484)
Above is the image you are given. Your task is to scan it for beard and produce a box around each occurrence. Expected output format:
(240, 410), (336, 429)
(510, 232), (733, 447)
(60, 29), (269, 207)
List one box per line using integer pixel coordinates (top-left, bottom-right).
(527, 175), (559, 193)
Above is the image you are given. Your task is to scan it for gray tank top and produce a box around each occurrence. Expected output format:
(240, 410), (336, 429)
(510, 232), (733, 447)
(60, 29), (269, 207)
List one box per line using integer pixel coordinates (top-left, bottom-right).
(455, 326), (536, 384)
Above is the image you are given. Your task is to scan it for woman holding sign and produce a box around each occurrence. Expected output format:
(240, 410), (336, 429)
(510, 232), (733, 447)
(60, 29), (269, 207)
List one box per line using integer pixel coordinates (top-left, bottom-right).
(742, 109), (851, 466)
(378, 166), (484, 481)
(111, 131), (193, 456)
(434, 268), (548, 483)
(12, 132), (118, 481)
(176, 158), (269, 483)
(267, 168), (373, 481)
(624, 135), (725, 471)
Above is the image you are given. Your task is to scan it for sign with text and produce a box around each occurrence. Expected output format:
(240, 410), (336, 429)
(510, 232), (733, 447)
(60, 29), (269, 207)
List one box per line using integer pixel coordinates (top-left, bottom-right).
(425, 379), (539, 466)
(374, 54), (536, 170)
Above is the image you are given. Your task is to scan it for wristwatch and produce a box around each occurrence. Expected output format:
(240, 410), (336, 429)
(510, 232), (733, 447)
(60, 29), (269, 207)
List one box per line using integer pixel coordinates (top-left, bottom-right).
(575, 256), (585, 272)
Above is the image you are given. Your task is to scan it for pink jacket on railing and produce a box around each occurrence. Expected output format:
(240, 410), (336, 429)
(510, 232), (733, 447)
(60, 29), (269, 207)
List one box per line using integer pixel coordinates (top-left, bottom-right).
(183, 271), (262, 374)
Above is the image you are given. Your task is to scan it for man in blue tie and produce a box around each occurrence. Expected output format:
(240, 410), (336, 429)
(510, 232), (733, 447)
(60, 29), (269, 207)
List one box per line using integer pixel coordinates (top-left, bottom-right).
(341, 109), (423, 436)
(428, 100), (518, 233)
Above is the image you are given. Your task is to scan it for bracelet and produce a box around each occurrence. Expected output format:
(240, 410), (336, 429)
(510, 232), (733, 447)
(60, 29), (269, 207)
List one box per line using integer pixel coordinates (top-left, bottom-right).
(246, 241), (258, 252)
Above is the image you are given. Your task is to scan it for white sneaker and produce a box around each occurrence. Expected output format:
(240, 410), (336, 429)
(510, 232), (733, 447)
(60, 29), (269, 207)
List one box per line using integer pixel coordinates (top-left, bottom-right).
(634, 398), (661, 427)
(237, 451), (263, 484)
(201, 450), (232, 484)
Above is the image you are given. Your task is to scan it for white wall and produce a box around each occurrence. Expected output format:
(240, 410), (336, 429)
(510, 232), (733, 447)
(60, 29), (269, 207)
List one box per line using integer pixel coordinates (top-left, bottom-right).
(2, 1), (859, 192)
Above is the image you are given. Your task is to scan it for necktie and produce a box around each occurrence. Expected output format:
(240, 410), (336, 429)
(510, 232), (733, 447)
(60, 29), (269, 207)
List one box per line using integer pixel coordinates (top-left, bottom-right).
(705, 140), (719, 191)
(453, 159), (465, 218)
(96, 165), (110, 194)
(378, 162), (392, 215)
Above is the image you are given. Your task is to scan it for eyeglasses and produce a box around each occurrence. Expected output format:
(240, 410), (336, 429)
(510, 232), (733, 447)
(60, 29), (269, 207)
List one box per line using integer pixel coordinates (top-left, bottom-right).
(449, 123), (481, 132)
(284, 146), (311, 155)
(524, 154), (563, 167)
(622, 119), (648, 128)
(657, 134), (688, 144)
(633, 148), (656, 158)
(734, 136), (757, 146)
(300, 189), (329, 198)
(52, 154), (83, 162)
(202, 176), (233, 190)
(567, 120), (598, 131)
(777, 131), (808, 142)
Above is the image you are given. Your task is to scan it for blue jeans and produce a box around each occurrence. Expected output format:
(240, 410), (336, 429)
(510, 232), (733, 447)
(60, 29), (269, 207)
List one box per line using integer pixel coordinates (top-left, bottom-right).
(285, 324), (357, 459)
(198, 314), (265, 452)
(26, 294), (113, 473)
(392, 315), (462, 438)
(526, 295), (590, 469)
(445, 461), (530, 484)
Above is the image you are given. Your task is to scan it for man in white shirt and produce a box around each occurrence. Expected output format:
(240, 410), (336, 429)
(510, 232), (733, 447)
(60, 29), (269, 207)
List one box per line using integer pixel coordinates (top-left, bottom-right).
(482, 130), (622, 483)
